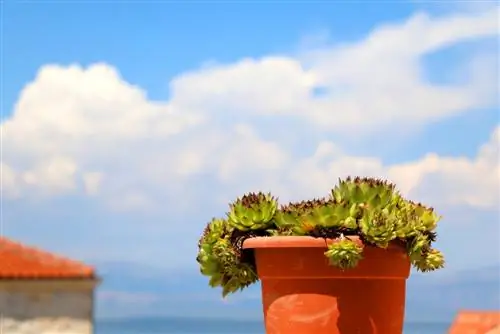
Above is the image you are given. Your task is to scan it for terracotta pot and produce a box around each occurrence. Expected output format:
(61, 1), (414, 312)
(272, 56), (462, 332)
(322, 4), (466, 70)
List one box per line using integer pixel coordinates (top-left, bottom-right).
(243, 236), (411, 334)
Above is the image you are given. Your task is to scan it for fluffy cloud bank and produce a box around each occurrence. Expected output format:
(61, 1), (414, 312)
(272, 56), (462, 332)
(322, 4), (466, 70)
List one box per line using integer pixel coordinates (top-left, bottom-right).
(2, 7), (498, 212)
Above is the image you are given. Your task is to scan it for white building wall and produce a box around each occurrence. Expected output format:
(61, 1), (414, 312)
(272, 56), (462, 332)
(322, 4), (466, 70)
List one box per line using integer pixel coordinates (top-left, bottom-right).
(0, 280), (96, 334)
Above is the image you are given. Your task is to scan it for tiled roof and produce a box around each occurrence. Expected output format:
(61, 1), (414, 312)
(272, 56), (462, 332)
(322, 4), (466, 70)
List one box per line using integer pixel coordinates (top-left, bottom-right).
(448, 310), (500, 334)
(486, 325), (500, 334)
(0, 237), (95, 279)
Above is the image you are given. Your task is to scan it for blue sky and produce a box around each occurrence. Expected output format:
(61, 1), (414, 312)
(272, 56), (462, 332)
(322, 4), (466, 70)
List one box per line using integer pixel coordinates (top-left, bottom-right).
(1, 0), (499, 302)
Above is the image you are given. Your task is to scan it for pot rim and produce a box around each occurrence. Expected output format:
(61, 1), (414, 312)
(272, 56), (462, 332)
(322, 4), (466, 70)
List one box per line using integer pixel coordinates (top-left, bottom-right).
(242, 235), (403, 250)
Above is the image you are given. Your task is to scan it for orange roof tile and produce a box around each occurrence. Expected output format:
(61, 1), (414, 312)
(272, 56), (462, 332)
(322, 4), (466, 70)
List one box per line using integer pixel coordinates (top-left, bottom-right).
(448, 310), (500, 334)
(0, 237), (95, 279)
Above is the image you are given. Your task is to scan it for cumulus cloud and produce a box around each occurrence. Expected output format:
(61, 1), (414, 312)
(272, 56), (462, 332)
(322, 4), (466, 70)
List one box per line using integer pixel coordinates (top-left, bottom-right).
(1, 7), (498, 212)
(171, 6), (498, 132)
(389, 127), (500, 208)
(281, 127), (499, 208)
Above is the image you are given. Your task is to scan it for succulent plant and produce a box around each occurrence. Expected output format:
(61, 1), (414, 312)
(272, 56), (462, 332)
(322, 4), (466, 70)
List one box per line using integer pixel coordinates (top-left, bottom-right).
(197, 177), (445, 297)
(196, 218), (258, 297)
(324, 237), (364, 269)
(227, 192), (278, 231)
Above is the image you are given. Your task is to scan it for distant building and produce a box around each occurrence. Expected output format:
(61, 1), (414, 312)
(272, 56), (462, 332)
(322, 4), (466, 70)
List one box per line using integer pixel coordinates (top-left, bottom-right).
(449, 310), (500, 334)
(0, 237), (99, 334)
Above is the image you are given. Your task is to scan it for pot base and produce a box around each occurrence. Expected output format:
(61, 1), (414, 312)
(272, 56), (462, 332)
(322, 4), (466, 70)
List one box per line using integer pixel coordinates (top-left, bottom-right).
(262, 278), (406, 334)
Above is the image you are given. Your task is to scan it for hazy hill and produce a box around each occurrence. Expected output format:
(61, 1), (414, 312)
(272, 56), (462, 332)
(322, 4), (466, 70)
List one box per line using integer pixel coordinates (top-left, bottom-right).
(93, 261), (500, 321)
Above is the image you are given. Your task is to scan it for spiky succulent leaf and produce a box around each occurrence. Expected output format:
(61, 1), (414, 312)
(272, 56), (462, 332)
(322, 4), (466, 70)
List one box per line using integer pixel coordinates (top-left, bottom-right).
(196, 217), (259, 297)
(406, 234), (431, 262)
(227, 192), (278, 231)
(209, 274), (223, 287)
(413, 249), (445, 272)
(331, 177), (397, 207)
(414, 204), (440, 231)
(273, 210), (299, 229)
(324, 238), (364, 270)
(359, 211), (397, 248)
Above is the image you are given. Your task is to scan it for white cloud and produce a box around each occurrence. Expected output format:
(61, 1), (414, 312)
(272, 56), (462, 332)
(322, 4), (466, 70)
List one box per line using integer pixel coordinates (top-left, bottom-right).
(297, 9), (498, 131)
(3, 63), (201, 157)
(170, 57), (316, 116)
(1, 7), (498, 212)
(389, 127), (500, 208)
(215, 124), (289, 182)
(171, 6), (498, 133)
(82, 172), (103, 196)
(280, 127), (499, 208)
(18, 156), (78, 196)
(1, 163), (20, 199)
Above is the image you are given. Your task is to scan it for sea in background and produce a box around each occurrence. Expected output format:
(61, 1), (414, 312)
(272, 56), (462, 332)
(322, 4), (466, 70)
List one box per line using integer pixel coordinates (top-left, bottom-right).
(94, 263), (499, 334)
(96, 317), (451, 333)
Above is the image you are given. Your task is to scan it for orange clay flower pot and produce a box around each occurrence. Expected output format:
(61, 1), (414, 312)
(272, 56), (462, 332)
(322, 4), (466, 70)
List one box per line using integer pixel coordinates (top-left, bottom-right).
(243, 236), (411, 334)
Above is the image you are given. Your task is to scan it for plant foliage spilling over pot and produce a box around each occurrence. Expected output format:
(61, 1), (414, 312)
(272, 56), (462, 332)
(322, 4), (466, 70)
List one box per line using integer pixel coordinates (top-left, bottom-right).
(196, 177), (445, 296)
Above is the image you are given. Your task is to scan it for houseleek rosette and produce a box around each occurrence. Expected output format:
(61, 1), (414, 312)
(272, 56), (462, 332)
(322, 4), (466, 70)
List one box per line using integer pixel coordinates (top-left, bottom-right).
(227, 192), (277, 231)
(324, 238), (364, 270)
(196, 177), (445, 297)
(197, 218), (258, 297)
